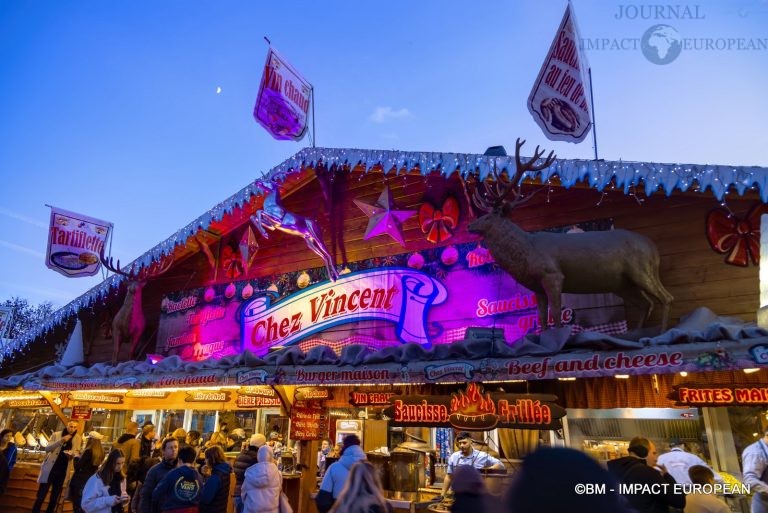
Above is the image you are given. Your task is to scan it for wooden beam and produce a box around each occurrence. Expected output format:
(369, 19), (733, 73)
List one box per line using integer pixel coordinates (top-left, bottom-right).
(272, 385), (295, 415)
(39, 391), (68, 424)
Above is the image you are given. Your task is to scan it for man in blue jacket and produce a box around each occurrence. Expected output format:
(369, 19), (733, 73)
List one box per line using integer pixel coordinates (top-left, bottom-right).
(315, 434), (367, 513)
(140, 438), (178, 513)
(152, 445), (203, 513)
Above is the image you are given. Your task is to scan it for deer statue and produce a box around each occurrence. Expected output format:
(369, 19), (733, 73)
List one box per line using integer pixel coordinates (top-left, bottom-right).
(251, 180), (339, 281)
(468, 138), (673, 332)
(100, 249), (174, 364)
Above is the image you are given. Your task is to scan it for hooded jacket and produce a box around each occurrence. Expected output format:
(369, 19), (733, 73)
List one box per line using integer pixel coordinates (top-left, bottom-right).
(151, 464), (204, 513)
(607, 455), (685, 513)
(200, 462), (233, 513)
(318, 444), (366, 499)
(241, 446), (281, 513)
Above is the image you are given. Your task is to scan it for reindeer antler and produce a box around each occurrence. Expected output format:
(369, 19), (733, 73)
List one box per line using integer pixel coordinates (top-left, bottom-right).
(472, 138), (556, 213)
(99, 246), (173, 281)
(513, 138), (556, 184)
(99, 246), (136, 278)
(137, 252), (174, 281)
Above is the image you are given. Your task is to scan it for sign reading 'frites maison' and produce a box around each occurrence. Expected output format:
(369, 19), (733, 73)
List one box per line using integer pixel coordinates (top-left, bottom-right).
(670, 384), (768, 406)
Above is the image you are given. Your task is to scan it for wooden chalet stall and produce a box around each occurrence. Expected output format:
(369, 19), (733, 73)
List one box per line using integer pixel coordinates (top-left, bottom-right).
(2, 146), (768, 512)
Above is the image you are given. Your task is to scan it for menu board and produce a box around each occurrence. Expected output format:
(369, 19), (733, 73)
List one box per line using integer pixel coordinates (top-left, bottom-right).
(290, 402), (325, 440)
(71, 405), (92, 420)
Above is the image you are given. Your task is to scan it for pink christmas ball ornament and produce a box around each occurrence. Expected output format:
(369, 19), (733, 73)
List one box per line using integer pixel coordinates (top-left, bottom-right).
(440, 246), (459, 266)
(242, 283), (254, 300)
(407, 252), (425, 269)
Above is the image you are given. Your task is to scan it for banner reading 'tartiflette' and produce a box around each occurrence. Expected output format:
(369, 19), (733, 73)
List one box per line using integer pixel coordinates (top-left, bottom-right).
(46, 207), (112, 277)
(254, 47), (312, 141)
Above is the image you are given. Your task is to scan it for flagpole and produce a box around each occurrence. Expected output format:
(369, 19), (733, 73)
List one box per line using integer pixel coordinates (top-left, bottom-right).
(589, 68), (598, 160)
(311, 86), (316, 148)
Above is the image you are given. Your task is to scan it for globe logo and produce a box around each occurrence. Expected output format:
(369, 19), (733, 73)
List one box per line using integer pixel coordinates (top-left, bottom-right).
(641, 24), (682, 64)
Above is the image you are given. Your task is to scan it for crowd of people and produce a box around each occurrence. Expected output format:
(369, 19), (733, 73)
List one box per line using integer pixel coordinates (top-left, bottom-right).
(0, 419), (765, 513)
(312, 430), (768, 513)
(0, 419), (293, 513)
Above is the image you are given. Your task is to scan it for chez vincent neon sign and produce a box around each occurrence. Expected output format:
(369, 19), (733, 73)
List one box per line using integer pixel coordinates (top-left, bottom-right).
(241, 268), (446, 354)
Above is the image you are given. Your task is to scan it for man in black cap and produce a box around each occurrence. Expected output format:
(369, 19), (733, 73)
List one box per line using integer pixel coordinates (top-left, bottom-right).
(441, 431), (504, 495)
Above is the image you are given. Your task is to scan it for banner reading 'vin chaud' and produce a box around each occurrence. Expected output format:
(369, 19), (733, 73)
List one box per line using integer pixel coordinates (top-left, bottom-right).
(241, 268), (447, 354)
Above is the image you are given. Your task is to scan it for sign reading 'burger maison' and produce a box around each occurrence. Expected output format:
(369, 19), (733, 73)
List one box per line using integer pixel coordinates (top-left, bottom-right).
(384, 383), (565, 431)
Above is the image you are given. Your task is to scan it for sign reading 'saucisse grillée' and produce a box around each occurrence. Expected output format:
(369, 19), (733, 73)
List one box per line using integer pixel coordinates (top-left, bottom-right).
(384, 383), (565, 431)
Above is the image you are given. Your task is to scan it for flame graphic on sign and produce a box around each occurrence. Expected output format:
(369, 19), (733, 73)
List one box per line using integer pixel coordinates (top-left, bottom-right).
(451, 383), (496, 415)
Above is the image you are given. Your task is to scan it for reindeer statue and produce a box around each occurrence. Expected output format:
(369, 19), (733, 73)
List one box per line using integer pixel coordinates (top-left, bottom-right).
(100, 249), (174, 364)
(251, 180), (339, 281)
(468, 138), (673, 332)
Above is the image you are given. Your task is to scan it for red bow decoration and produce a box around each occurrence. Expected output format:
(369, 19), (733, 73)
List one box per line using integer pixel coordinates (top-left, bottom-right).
(419, 196), (460, 244)
(705, 203), (768, 267)
(221, 245), (244, 279)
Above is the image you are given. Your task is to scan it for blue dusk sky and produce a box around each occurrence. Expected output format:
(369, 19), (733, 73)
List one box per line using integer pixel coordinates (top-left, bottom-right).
(1, 0), (767, 307)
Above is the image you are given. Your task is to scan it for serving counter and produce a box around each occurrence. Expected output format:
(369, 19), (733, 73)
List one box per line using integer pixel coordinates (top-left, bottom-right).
(385, 489), (441, 513)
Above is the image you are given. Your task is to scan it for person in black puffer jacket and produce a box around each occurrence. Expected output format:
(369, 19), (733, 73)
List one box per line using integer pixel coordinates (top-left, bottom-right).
(607, 437), (685, 513)
(233, 434), (265, 513)
(505, 447), (635, 513)
(139, 438), (178, 513)
(69, 434), (106, 513)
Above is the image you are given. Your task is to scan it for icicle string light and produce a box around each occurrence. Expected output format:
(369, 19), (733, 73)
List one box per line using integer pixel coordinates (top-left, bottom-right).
(10, 146), (768, 355)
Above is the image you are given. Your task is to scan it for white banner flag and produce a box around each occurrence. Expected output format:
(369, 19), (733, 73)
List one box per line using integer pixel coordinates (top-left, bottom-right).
(528, 3), (592, 143)
(253, 47), (312, 141)
(0, 306), (12, 339)
(46, 207), (113, 277)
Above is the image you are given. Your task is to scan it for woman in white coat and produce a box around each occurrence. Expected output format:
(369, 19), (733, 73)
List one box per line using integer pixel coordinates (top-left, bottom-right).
(81, 449), (130, 513)
(241, 445), (281, 513)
